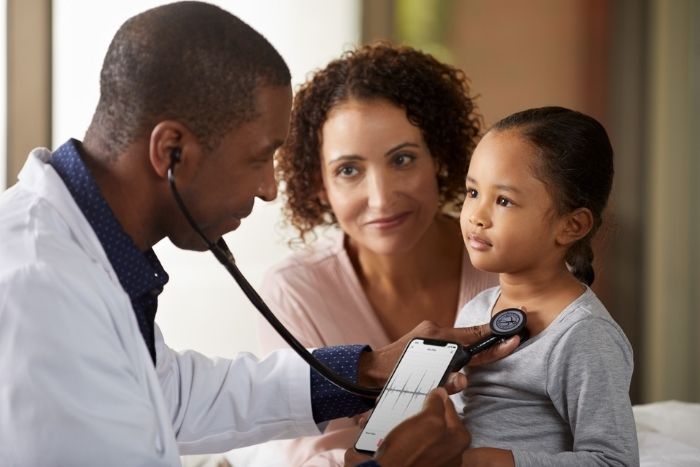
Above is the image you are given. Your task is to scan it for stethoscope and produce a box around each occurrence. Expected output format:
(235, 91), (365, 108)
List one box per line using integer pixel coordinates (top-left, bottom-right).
(167, 150), (528, 398)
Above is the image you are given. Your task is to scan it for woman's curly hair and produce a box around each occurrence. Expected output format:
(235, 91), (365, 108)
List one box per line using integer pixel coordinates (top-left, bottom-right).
(277, 42), (482, 243)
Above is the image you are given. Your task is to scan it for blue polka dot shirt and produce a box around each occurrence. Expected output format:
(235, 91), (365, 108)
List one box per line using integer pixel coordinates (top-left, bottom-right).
(50, 139), (376, 424)
(50, 139), (168, 364)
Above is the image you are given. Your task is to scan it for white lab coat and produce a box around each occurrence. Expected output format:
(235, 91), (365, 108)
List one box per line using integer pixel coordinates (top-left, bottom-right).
(0, 149), (321, 466)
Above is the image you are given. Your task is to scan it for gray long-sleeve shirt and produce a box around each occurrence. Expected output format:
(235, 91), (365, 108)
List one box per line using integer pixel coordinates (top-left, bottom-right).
(456, 287), (639, 466)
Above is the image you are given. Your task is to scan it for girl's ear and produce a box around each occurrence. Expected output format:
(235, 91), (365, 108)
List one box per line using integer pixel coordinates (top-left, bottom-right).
(556, 207), (593, 246)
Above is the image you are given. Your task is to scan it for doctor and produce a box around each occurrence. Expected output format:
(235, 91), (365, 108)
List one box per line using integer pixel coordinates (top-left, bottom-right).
(0, 2), (519, 466)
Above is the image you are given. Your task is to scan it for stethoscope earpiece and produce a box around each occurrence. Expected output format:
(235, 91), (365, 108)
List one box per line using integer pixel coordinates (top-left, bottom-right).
(170, 148), (182, 164)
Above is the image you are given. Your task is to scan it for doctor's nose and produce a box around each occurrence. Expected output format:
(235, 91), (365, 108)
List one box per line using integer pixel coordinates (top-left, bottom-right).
(256, 161), (277, 202)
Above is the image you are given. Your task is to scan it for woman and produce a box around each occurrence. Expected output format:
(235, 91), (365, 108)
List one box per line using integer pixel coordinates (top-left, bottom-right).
(258, 42), (496, 466)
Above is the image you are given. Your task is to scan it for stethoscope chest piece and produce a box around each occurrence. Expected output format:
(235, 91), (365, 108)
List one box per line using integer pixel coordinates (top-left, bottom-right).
(451, 307), (529, 369)
(490, 308), (527, 337)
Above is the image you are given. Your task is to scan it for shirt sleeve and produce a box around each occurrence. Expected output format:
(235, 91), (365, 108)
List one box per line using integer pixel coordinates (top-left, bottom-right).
(156, 327), (322, 454)
(310, 345), (376, 424)
(512, 318), (639, 467)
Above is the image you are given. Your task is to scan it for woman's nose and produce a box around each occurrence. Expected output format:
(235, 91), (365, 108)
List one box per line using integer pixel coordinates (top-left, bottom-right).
(366, 171), (393, 209)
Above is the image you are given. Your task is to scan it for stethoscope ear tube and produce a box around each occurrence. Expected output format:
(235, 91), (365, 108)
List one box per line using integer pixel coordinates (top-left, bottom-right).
(168, 160), (382, 398)
(168, 157), (527, 399)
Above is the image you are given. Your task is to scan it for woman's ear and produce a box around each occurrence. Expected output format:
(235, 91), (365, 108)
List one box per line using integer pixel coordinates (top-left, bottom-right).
(556, 207), (593, 247)
(317, 187), (330, 208)
(148, 121), (198, 179)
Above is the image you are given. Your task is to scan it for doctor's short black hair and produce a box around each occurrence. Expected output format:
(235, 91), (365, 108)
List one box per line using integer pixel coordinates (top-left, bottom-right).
(276, 42), (483, 243)
(87, 1), (290, 159)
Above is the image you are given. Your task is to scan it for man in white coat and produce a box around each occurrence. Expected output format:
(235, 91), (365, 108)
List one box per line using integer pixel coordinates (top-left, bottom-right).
(0, 2), (519, 466)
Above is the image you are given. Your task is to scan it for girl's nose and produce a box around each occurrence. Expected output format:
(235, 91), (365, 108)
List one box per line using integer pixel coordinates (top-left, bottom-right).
(468, 203), (491, 228)
(469, 213), (484, 227)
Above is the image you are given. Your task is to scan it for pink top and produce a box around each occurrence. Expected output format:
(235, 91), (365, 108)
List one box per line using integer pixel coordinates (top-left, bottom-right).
(257, 232), (497, 466)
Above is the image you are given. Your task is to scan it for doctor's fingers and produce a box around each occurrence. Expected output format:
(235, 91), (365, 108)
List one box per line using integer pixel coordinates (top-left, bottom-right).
(467, 333), (520, 368)
(443, 322), (521, 367)
(443, 371), (468, 394)
(436, 388), (468, 434)
(378, 388), (470, 466)
(344, 448), (372, 466)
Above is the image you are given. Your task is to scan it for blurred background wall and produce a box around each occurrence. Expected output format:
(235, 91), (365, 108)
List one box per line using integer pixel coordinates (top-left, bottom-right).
(2, 0), (697, 405)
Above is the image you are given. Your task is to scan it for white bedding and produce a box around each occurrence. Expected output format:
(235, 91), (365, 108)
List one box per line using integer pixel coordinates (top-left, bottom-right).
(634, 400), (700, 466)
(185, 400), (700, 466)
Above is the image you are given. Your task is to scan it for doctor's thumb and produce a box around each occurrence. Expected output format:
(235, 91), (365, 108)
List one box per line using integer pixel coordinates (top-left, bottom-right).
(443, 372), (468, 394)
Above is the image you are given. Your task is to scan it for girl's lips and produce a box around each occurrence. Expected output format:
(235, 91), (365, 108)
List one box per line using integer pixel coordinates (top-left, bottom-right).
(365, 211), (411, 230)
(468, 233), (492, 250)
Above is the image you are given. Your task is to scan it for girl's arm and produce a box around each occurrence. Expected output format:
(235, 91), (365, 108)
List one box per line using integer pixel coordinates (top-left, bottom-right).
(510, 318), (639, 466)
(462, 447), (515, 466)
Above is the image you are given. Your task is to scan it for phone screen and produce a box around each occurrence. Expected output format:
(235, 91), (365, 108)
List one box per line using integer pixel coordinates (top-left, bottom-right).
(354, 338), (459, 454)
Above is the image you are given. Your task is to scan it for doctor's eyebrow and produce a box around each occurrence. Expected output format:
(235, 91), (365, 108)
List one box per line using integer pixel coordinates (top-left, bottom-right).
(253, 140), (285, 160)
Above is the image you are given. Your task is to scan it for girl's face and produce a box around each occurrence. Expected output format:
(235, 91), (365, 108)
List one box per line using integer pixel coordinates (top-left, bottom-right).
(459, 129), (567, 275)
(319, 98), (440, 255)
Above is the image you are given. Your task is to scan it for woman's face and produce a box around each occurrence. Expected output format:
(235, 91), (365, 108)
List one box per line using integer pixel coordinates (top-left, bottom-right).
(319, 98), (441, 255)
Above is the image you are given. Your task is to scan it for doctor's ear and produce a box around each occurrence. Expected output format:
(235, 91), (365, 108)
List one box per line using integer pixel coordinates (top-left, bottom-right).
(149, 121), (194, 178)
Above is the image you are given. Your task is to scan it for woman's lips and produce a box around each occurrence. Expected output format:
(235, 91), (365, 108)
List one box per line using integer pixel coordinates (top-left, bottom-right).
(365, 212), (411, 230)
(467, 233), (492, 251)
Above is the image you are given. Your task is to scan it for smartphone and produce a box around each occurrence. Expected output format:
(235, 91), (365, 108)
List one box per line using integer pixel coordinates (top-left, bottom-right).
(354, 337), (460, 455)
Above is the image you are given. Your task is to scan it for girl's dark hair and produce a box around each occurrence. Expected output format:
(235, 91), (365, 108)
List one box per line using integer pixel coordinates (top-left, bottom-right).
(492, 106), (614, 285)
(277, 42), (482, 243)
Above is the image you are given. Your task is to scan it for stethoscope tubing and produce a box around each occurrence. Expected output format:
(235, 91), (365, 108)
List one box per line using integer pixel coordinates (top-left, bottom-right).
(167, 158), (527, 399)
(168, 161), (382, 398)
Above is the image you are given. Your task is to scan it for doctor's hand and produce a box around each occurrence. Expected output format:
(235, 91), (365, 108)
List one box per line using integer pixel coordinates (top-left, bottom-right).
(344, 387), (470, 467)
(358, 320), (520, 393)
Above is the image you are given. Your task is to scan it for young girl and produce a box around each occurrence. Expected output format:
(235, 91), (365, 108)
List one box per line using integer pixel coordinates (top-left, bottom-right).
(456, 107), (639, 466)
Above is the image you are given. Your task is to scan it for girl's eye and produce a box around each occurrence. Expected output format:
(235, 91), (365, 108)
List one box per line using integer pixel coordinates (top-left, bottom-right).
(466, 188), (478, 198)
(496, 196), (513, 207)
(392, 152), (415, 167)
(336, 165), (359, 177)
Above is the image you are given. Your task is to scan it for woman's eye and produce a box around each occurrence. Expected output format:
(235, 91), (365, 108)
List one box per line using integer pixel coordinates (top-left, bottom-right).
(392, 152), (415, 167)
(336, 166), (358, 177)
(496, 196), (513, 207)
(466, 188), (478, 198)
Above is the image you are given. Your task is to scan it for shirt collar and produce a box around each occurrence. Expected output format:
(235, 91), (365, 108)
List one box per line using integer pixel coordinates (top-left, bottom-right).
(49, 139), (169, 301)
